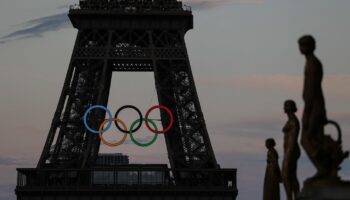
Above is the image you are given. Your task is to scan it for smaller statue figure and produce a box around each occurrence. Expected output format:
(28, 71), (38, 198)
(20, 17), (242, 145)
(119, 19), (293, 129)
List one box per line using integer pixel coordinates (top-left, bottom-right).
(282, 100), (300, 200)
(263, 138), (282, 200)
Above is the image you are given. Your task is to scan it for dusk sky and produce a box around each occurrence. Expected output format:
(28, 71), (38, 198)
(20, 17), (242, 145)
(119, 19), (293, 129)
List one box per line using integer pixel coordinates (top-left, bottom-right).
(0, 0), (350, 199)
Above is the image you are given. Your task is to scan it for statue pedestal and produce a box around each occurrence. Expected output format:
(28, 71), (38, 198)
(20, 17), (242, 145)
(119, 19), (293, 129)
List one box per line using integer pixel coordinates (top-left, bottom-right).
(297, 179), (350, 200)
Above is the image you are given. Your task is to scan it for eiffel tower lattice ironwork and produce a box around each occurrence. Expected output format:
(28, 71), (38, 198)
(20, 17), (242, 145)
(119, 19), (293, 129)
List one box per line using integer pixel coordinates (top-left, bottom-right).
(38, 0), (218, 171)
(16, 1), (237, 199)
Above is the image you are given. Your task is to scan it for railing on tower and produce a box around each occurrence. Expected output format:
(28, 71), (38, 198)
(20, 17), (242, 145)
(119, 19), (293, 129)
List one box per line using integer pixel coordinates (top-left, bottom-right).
(17, 168), (237, 190)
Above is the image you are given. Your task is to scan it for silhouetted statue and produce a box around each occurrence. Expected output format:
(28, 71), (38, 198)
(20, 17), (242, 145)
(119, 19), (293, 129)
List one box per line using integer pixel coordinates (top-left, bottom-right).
(299, 35), (349, 183)
(263, 138), (281, 200)
(282, 100), (300, 200)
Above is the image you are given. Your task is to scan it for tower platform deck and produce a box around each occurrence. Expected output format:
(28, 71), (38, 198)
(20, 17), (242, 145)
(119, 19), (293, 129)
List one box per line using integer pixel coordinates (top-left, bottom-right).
(16, 167), (238, 200)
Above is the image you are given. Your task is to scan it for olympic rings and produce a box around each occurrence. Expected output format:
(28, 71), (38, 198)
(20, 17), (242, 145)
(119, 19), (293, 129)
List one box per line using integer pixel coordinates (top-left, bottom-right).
(99, 118), (128, 147)
(114, 105), (142, 134)
(129, 118), (158, 147)
(83, 105), (113, 134)
(83, 104), (174, 148)
(145, 105), (174, 134)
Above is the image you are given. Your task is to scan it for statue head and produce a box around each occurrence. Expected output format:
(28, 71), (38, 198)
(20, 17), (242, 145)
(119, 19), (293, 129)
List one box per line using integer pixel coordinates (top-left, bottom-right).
(284, 99), (297, 114)
(265, 138), (276, 149)
(298, 35), (316, 55)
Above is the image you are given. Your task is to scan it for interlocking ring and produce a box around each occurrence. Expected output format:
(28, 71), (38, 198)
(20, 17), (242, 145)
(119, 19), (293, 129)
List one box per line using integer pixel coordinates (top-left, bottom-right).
(99, 118), (128, 147)
(114, 105), (143, 134)
(83, 104), (174, 148)
(83, 105), (113, 134)
(145, 105), (174, 134)
(129, 118), (158, 147)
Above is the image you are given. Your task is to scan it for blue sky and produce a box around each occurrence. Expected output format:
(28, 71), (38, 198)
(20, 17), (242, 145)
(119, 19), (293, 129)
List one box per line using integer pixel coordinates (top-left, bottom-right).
(0, 0), (350, 199)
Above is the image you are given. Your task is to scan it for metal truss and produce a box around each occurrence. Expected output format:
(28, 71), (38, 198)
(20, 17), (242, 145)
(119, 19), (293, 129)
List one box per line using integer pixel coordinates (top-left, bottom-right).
(38, 0), (218, 172)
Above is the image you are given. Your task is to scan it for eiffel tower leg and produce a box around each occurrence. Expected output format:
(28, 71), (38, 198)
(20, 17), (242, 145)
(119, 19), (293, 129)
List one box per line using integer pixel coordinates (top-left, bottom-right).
(37, 30), (113, 168)
(81, 55), (113, 168)
(37, 32), (82, 168)
(152, 30), (218, 170)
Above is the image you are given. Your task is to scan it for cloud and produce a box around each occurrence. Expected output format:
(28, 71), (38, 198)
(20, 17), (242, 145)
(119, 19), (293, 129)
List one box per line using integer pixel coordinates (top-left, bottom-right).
(207, 108), (350, 157)
(184, 0), (262, 10)
(184, 0), (231, 10)
(197, 74), (350, 97)
(331, 112), (350, 122)
(56, 4), (70, 10)
(208, 121), (284, 155)
(0, 184), (15, 200)
(0, 13), (70, 44)
(0, 156), (29, 166)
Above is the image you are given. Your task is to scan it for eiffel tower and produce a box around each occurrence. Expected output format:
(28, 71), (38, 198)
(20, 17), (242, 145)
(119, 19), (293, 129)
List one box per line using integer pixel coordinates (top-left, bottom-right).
(16, 0), (237, 199)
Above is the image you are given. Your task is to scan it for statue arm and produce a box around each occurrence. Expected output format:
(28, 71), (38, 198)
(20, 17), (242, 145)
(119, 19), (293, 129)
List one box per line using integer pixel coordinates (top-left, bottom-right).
(287, 120), (300, 154)
(271, 150), (282, 182)
(290, 121), (299, 144)
(285, 135), (296, 158)
(304, 60), (323, 109)
(304, 65), (317, 109)
(303, 63), (320, 130)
